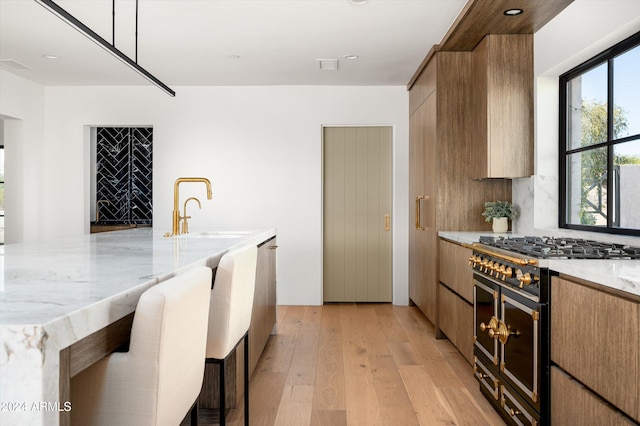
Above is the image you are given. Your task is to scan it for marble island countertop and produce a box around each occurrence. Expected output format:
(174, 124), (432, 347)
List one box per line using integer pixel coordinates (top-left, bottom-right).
(1, 227), (275, 327)
(439, 231), (640, 300)
(0, 227), (276, 426)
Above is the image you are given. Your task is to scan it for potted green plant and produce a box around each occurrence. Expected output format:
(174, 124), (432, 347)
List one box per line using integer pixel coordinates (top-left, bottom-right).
(482, 201), (518, 233)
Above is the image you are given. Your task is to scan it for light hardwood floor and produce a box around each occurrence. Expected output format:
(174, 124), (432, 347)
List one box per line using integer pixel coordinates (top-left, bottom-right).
(196, 304), (505, 426)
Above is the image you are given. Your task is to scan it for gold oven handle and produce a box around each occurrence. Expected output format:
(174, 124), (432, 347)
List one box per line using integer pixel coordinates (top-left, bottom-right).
(471, 243), (538, 266)
(415, 196), (428, 230)
(488, 320), (520, 345)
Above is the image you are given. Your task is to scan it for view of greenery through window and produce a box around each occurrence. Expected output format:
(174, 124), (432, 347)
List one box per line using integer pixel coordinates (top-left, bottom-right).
(563, 33), (640, 234)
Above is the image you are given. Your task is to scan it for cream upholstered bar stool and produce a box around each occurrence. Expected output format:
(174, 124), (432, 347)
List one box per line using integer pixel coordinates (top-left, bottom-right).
(71, 266), (213, 426)
(205, 244), (258, 426)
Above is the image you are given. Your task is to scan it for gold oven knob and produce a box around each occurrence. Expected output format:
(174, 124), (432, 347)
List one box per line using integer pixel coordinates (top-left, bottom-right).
(503, 266), (513, 278)
(479, 316), (499, 334)
(486, 261), (494, 275)
(480, 259), (489, 271)
(516, 271), (539, 288)
(519, 272), (532, 287)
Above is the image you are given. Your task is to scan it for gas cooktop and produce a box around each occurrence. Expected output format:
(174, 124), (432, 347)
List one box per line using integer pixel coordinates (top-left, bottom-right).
(478, 235), (640, 260)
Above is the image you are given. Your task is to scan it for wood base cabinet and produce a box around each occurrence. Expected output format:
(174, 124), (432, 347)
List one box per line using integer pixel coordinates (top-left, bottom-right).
(551, 276), (639, 423)
(438, 283), (473, 363)
(438, 239), (473, 303)
(249, 236), (277, 377)
(437, 239), (474, 363)
(551, 367), (635, 426)
(200, 236), (277, 410)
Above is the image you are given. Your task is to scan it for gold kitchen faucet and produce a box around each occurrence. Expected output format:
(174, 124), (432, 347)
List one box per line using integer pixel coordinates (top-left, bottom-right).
(181, 197), (202, 234)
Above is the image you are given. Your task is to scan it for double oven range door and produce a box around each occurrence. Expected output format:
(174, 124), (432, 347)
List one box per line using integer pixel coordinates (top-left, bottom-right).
(474, 273), (548, 426)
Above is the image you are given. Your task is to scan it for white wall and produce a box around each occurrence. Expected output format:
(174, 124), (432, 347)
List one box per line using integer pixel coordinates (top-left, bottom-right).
(12, 0), (637, 305)
(0, 70), (46, 243)
(513, 0), (640, 235)
(2, 82), (409, 306)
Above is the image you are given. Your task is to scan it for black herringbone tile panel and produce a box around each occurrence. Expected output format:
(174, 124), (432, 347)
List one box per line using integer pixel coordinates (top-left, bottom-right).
(96, 127), (152, 224)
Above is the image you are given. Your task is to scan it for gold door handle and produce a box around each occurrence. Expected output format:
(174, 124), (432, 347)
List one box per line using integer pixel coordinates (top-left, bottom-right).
(415, 196), (428, 230)
(384, 214), (390, 231)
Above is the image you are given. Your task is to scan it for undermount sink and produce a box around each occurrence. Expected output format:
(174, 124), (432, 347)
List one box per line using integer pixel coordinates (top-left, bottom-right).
(179, 230), (254, 239)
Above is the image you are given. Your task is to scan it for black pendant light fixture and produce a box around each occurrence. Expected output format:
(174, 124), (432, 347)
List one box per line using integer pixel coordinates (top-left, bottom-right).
(34, 0), (175, 97)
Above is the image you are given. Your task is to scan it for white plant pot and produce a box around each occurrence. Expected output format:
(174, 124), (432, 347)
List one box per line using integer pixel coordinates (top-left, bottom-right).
(492, 217), (508, 233)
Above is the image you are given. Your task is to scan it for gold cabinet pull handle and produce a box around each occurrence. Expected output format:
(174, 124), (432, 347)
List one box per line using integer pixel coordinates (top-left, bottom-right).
(384, 214), (390, 231)
(415, 196), (428, 230)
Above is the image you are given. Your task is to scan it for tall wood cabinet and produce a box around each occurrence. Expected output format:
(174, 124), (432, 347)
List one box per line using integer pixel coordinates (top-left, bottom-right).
(409, 59), (437, 321)
(408, 49), (511, 324)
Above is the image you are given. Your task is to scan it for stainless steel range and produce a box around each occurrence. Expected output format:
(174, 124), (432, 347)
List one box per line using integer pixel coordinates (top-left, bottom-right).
(471, 236), (640, 426)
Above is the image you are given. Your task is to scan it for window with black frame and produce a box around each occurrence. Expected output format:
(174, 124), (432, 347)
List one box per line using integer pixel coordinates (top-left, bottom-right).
(560, 31), (640, 236)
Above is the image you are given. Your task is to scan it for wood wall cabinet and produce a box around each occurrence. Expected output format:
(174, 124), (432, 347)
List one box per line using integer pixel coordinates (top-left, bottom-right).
(551, 276), (639, 423)
(408, 50), (511, 325)
(437, 239), (474, 363)
(471, 34), (534, 179)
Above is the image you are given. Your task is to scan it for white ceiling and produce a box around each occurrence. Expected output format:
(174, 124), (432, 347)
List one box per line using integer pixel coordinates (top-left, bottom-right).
(0, 0), (467, 89)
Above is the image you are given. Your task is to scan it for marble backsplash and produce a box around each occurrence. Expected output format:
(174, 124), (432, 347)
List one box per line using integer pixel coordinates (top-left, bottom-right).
(512, 174), (640, 246)
(512, 175), (558, 235)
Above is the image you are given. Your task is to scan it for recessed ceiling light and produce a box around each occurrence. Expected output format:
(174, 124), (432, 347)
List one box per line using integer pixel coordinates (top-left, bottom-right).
(344, 54), (359, 60)
(348, 0), (368, 5)
(42, 54), (60, 60)
(504, 9), (523, 16)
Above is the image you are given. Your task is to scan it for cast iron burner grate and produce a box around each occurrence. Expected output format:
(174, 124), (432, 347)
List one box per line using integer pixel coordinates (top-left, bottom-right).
(478, 236), (640, 260)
